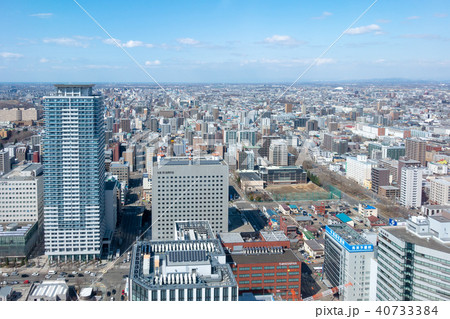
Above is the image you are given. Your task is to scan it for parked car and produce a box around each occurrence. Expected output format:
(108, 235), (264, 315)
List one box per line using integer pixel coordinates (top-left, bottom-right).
(84, 270), (90, 274)
(31, 272), (39, 277)
(90, 272), (96, 277)
(71, 271), (78, 275)
(23, 280), (30, 284)
(21, 274), (29, 278)
(45, 275), (52, 279)
(78, 274), (84, 277)
(11, 272), (19, 276)
(68, 274), (74, 278)
(2, 273), (9, 277)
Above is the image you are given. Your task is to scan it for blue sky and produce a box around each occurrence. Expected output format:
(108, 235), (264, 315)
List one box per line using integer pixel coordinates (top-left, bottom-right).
(0, 0), (449, 82)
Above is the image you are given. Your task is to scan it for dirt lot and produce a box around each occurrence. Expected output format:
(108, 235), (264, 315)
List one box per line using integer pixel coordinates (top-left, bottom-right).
(266, 182), (328, 194)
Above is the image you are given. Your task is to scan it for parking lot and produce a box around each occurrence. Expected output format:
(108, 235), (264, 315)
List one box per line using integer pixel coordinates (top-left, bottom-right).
(0, 253), (130, 301)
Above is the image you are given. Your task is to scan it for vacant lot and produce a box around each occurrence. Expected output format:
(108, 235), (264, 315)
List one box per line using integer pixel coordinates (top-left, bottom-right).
(266, 182), (327, 195)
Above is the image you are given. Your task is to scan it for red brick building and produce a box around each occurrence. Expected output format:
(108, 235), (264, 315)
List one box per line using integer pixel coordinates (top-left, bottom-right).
(219, 231), (290, 252)
(230, 250), (302, 301)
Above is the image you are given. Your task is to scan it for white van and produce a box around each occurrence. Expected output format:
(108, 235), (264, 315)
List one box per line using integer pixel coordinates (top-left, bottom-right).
(48, 270), (56, 275)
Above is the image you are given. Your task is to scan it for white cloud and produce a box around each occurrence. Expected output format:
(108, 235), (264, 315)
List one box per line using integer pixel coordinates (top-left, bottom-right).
(263, 35), (304, 47)
(177, 38), (200, 45)
(39, 58), (49, 63)
(345, 24), (381, 35)
(123, 40), (144, 48)
(123, 40), (154, 48)
(30, 13), (53, 18)
(145, 60), (161, 66)
(43, 37), (88, 47)
(374, 59), (386, 63)
(376, 19), (391, 24)
(312, 11), (333, 20)
(315, 58), (336, 65)
(103, 38), (121, 46)
(434, 13), (448, 18)
(407, 16), (420, 20)
(240, 57), (336, 66)
(0, 52), (23, 58)
(103, 39), (153, 48)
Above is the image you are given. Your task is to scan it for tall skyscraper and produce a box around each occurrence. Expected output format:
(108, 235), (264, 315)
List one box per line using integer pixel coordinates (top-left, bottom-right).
(151, 157), (228, 240)
(400, 166), (422, 208)
(43, 84), (105, 261)
(0, 150), (11, 175)
(269, 140), (288, 166)
(285, 103), (293, 113)
(371, 167), (390, 194)
(405, 138), (426, 166)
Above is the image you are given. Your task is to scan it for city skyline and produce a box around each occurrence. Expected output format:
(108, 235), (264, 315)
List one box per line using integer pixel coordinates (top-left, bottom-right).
(0, 0), (449, 82)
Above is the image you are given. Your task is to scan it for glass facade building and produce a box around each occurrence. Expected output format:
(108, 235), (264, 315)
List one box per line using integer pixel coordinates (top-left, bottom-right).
(43, 85), (105, 261)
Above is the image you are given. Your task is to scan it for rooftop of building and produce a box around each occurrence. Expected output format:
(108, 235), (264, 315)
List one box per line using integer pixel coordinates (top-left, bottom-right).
(239, 171), (262, 182)
(304, 239), (324, 251)
(399, 158), (421, 164)
(383, 226), (450, 254)
(0, 222), (37, 237)
(260, 165), (304, 171)
(422, 204), (450, 210)
(159, 157), (225, 166)
(230, 249), (300, 264)
(130, 221), (236, 290)
(130, 239), (236, 290)
(28, 280), (68, 300)
(429, 215), (450, 223)
(105, 180), (118, 191)
(54, 84), (95, 88)
(327, 224), (373, 247)
(336, 213), (352, 223)
(432, 177), (450, 185)
(175, 221), (215, 241)
(0, 163), (43, 180)
(219, 232), (245, 244)
(110, 162), (129, 168)
(260, 231), (289, 242)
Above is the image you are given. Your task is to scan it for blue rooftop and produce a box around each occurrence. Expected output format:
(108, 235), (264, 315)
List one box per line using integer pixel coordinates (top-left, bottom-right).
(289, 205), (298, 209)
(267, 209), (277, 216)
(365, 205), (376, 210)
(336, 213), (352, 223)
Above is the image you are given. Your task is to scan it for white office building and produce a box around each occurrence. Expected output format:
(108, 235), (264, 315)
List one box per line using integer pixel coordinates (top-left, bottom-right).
(323, 224), (374, 301)
(129, 221), (238, 301)
(145, 146), (156, 177)
(151, 157), (228, 240)
(400, 166), (422, 208)
(430, 177), (450, 206)
(0, 164), (44, 229)
(269, 140), (288, 166)
(377, 215), (450, 301)
(346, 155), (377, 186)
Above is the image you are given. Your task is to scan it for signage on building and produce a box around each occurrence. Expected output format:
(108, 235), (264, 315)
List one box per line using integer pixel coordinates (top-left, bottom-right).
(325, 226), (373, 253)
(279, 262), (297, 266)
(389, 218), (397, 226)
